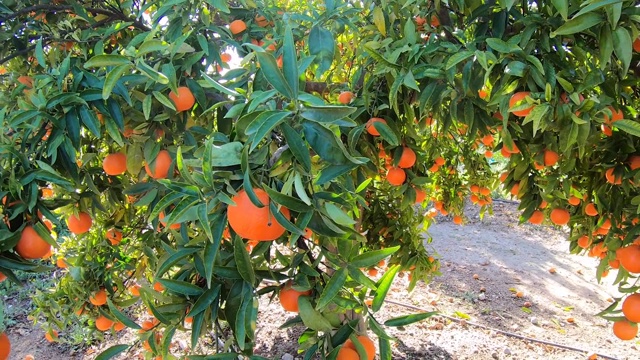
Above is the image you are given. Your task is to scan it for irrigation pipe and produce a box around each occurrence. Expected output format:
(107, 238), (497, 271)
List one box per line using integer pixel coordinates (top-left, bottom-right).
(383, 299), (620, 360)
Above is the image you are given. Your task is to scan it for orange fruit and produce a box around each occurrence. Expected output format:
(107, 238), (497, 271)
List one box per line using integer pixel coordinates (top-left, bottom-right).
(45, 330), (58, 342)
(484, 150), (493, 158)
(584, 203), (598, 216)
(628, 155), (640, 170)
(544, 149), (559, 167)
(397, 147), (416, 168)
(509, 92), (533, 117)
(0, 272), (6, 283)
(17, 75), (33, 88)
(159, 211), (181, 230)
(612, 319), (638, 340)
(601, 124), (613, 136)
(478, 89), (489, 100)
(386, 167), (406, 186)
(622, 294), (640, 323)
(113, 322), (126, 332)
(605, 168), (622, 185)
(67, 211), (92, 234)
(367, 268), (378, 276)
(254, 14), (269, 27)
(168, 86), (195, 112)
(470, 194), (479, 204)
(145, 149), (172, 179)
(153, 281), (165, 292)
(338, 91), (354, 104)
(102, 153), (127, 175)
(128, 284), (141, 297)
(229, 19), (247, 35)
(509, 182), (519, 197)
(528, 210), (544, 225)
(429, 15), (440, 27)
(279, 281), (311, 312)
(106, 228), (123, 245)
(453, 215), (463, 225)
(0, 332), (10, 360)
(336, 347), (359, 360)
(414, 188), (426, 204)
(89, 288), (107, 306)
(220, 53), (232, 63)
(344, 335), (376, 360)
(15, 226), (51, 259)
(95, 315), (114, 331)
(567, 196), (581, 206)
(227, 189), (291, 241)
(617, 245), (640, 273)
(56, 258), (67, 268)
(365, 117), (386, 136)
(481, 134), (493, 146)
(550, 208), (570, 226)
(541, 199), (550, 209)
(634, 37), (640, 52)
(470, 185), (480, 193)
(603, 106), (624, 124)
(577, 235), (591, 249)
(41, 187), (54, 198)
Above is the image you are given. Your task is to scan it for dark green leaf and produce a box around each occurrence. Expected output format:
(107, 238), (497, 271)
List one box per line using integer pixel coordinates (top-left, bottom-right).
(372, 265), (400, 311)
(384, 312), (438, 327)
(350, 246), (400, 268)
(256, 52), (292, 98)
(316, 267), (347, 310)
(84, 55), (132, 68)
(94, 345), (130, 360)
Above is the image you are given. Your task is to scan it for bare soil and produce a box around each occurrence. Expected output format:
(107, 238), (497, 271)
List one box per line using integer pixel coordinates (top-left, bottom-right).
(4, 201), (640, 359)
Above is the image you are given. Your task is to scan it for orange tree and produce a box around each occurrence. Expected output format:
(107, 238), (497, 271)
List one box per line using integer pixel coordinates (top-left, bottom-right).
(1, 0), (640, 358)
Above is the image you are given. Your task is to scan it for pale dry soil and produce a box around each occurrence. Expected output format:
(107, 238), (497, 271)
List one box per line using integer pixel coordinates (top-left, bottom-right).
(4, 202), (640, 359)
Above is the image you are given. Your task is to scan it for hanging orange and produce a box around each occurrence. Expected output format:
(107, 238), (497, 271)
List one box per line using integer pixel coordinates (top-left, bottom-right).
(168, 86), (195, 112)
(145, 150), (172, 179)
(509, 91), (533, 117)
(102, 152), (127, 175)
(15, 226), (51, 259)
(67, 211), (92, 234)
(227, 188), (290, 241)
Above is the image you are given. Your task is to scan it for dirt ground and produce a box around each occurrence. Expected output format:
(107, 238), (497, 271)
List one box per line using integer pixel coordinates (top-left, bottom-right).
(4, 201), (640, 359)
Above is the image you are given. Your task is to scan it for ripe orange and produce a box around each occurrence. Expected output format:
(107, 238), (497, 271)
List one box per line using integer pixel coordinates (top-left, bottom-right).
(386, 167), (406, 186)
(41, 187), (54, 198)
(528, 210), (544, 225)
(128, 284), (141, 297)
(397, 147), (416, 168)
(95, 315), (114, 331)
(168, 86), (195, 112)
(102, 153), (127, 175)
(434, 157), (445, 166)
(567, 196), (581, 206)
(15, 226), (51, 259)
(229, 19), (247, 35)
(90, 288), (107, 306)
(113, 322), (126, 331)
(344, 335), (376, 360)
(220, 53), (232, 63)
(544, 149), (559, 167)
(154, 281), (165, 292)
(628, 155), (640, 170)
(612, 319), (638, 340)
(429, 15), (440, 27)
(470, 185), (480, 193)
(17, 75), (33, 88)
(481, 134), (493, 146)
(603, 106), (624, 124)
(338, 91), (354, 104)
(367, 268), (378, 276)
(145, 150), (172, 179)
(159, 211), (181, 230)
(576, 235), (590, 249)
(336, 347), (359, 360)
(0, 272), (5, 283)
(106, 228), (123, 245)
(67, 211), (92, 234)
(601, 124), (613, 136)
(45, 330), (58, 342)
(550, 208), (570, 226)
(365, 117), (386, 136)
(617, 245), (640, 273)
(509, 92), (533, 117)
(279, 281), (311, 312)
(634, 37), (640, 52)
(622, 294), (640, 323)
(414, 188), (426, 204)
(484, 150), (493, 158)
(453, 215), (463, 225)
(509, 182), (519, 197)
(605, 168), (622, 185)
(254, 14), (269, 27)
(584, 203), (598, 216)
(478, 88), (489, 100)
(0, 332), (10, 360)
(227, 189), (291, 241)
(56, 258), (67, 268)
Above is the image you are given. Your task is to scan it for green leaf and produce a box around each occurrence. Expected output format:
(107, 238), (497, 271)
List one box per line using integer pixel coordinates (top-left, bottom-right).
(103, 64), (132, 100)
(78, 106), (101, 138)
(298, 296), (333, 332)
(156, 248), (200, 277)
(35, 37), (45, 68)
(136, 60), (169, 84)
(153, 91), (176, 111)
(324, 203), (355, 226)
(551, 0), (568, 19)
(302, 121), (348, 164)
(300, 106), (357, 124)
(200, 72), (241, 97)
(373, 121), (399, 146)
(372, 265), (400, 311)
(613, 120), (640, 137)
(84, 54), (132, 68)
(445, 51), (473, 70)
(316, 267), (347, 310)
(486, 38), (521, 53)
(137, 39), (169, 57)
(247, 111), (291, 152)
(372, 6), (386, 36)
(263, 186), (312, 213)
(574, 0), (623, 19)
(282, 24), (298, 97)
(188, 285), (221, 317)
(613, 27), (632, 75)
(94, 345), (130, 360)
(281, 123), (311, 172)
(256, 52), (293, 98)
(211, 142), (243, 167)
(384, 312), (438, 327)
(363, 44), (400, 70)
(233, 236), (255, 284)
(106, 298), (141, 330)
(522, 103), (550, 136)
(308, 25), (335, 76)
(550, 13), (602, 37)
(158, 279), (204, 296)
(350, 246), (400, 268)
(599, 26), (614, 70)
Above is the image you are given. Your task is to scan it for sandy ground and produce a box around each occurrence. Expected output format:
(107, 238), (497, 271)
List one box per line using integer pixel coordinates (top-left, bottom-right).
(4, 201), (640, 359)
